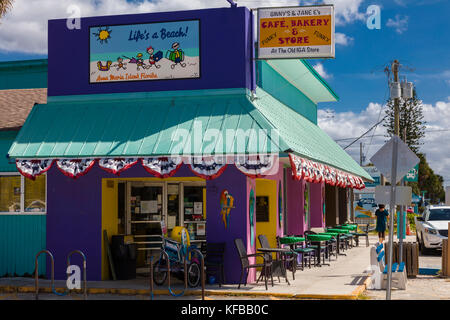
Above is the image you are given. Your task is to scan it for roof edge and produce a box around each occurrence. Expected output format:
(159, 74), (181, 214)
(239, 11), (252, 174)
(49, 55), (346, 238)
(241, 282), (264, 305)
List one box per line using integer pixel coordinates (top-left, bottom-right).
(47, 88), (251, 104)
(301, 59), (339, 101)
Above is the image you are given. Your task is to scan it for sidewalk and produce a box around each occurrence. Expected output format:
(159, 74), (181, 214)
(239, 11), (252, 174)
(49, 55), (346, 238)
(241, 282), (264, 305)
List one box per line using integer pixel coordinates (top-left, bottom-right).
(0, 237), (376, 300)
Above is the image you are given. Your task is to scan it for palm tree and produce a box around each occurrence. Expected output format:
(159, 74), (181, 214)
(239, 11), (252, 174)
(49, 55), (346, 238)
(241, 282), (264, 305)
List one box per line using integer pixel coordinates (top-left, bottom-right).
(0, 0), (14, 19)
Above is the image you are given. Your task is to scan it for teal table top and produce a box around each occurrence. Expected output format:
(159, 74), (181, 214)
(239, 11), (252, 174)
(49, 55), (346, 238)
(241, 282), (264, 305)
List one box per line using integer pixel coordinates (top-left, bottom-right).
(326, 228), (350, 234)
(319, 232), (339, 237)
(306, 234), (332, 241)
(279, 236), (305, 244)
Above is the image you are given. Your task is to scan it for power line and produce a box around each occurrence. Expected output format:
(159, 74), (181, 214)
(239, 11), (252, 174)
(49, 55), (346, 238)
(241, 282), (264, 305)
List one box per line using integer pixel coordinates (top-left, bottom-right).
(335, 128), (450, 142)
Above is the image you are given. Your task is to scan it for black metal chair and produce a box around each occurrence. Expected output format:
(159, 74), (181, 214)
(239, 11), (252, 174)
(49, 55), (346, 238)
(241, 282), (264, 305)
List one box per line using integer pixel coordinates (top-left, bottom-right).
(234, 238), (273, 290)
(258, 234), (295, 282)
(353, 223), (370, 247)
(204, 242), (226, 287)
(304, 230), (329, 266)
(289, 234), (316, 270)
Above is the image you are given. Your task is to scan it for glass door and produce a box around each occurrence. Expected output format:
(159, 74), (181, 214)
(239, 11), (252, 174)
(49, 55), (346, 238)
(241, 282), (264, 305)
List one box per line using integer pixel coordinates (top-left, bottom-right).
(128, 182), (164, 235)
(127, 182), (164, 273)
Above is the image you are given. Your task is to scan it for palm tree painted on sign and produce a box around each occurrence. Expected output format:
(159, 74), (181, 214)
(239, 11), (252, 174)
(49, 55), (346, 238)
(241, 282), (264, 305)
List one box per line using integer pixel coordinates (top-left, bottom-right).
(0, 0), (14, 19)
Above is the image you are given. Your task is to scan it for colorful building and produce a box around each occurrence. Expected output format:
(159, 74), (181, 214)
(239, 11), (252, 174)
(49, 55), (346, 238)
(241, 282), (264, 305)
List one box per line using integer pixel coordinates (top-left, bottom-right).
(0, 59), (47, 277)
(6, 7), (372, 283)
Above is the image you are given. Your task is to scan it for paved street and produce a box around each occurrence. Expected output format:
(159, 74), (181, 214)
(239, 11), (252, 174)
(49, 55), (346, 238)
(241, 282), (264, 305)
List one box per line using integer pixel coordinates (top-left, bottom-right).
(1, 234), (448, 300)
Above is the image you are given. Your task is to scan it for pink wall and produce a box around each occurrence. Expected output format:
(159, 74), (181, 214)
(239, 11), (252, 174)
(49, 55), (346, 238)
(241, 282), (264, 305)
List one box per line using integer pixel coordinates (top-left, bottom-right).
(286, 168), (305, 235)
(310, 181), (325, 228)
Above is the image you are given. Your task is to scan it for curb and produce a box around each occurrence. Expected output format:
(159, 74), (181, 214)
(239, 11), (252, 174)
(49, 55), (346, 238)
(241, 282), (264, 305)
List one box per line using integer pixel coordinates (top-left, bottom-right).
(0, 277), (370, 300)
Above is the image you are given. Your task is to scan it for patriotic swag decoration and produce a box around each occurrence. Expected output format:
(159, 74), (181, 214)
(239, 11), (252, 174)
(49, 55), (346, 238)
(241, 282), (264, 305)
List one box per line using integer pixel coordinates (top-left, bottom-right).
(14, 153), (365, 190)
(141, 157), (183, 178)
(56, 159), (96, 179)
(188, 156), (228, 180)
(288, 153), (365, 190)
(16, 159), (54, 180)
(98, 158), (138, 175)
(234, 154), (278, 178)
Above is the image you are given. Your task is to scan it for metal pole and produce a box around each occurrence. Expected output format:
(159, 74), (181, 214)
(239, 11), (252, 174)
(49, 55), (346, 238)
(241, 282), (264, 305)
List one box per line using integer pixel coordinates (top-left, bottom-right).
(386, 60), (400, 300)
(399, 127), (407, 264)
(386, 136), (399, 300)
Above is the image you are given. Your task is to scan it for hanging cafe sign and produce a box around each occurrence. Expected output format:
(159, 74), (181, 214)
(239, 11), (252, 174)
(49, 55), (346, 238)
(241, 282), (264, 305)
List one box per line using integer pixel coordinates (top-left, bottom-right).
(257, 5), (335, 59)
(14, 153), (365, 190)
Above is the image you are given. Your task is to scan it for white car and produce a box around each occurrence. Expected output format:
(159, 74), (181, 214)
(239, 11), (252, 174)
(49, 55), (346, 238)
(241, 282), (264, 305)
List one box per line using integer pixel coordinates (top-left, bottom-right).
(415, 205), (450, 253)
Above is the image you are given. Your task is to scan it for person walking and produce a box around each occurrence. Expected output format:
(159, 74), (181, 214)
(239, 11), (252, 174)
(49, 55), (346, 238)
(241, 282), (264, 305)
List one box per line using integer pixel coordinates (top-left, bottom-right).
(375, 204), (389, 243)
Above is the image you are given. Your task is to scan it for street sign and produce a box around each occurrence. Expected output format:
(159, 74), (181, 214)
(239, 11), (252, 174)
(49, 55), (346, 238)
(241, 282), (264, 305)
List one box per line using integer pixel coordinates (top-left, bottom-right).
(257, 5), (335, 59)
(404, 164), (419, 182)
(370, 136), (420, 184)
(375, 186), (412, 206)
(363, 166), (381, 188)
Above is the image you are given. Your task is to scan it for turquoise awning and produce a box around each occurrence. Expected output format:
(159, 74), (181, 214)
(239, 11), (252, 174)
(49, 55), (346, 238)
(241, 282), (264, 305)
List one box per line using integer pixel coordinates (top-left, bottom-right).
(8, 88), (372, 181)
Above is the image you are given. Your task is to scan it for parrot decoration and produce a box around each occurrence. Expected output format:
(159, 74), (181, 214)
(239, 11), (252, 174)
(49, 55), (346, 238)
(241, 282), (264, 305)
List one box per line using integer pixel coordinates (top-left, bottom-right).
(220, 189), (235, 229)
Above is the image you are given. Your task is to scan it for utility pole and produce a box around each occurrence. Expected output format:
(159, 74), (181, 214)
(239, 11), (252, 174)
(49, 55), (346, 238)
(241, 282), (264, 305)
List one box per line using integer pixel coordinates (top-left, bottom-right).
(360, 142), (363, 166)
(386, 59), (400, 300)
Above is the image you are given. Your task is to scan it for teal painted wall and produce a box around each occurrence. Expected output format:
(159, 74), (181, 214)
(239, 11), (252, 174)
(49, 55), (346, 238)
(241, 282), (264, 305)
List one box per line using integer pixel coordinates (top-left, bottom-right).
(257, 60), (317, 124)
(0, 59), (47, 90)
(0, 215), (46, 276)
(0, 131), (18, 172)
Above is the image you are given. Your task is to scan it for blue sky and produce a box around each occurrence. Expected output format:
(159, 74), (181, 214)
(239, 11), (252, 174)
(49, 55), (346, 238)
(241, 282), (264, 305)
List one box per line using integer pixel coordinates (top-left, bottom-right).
(315, 0), (450, 113)
(0, 0), (449, 185)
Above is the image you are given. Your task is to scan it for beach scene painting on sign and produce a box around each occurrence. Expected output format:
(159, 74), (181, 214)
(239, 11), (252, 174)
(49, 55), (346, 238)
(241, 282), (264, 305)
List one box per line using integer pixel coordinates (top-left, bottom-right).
(89, 20), (200, 83)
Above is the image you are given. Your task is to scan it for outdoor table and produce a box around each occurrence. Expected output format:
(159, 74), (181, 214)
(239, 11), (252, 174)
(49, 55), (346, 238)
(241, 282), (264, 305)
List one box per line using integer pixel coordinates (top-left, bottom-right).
(279, 236), (305, 245)
(339, 224), (357, 231)
(326, 228), (350, 234)
(306, 234), (332, 266)
(257, 247), (292, 285)
(319, 232), (346, 256)
(327, 228), (353, 250)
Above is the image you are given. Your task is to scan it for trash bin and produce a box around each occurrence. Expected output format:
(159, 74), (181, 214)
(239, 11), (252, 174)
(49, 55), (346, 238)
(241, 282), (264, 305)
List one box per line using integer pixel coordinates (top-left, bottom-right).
(111, 235), (137, 280)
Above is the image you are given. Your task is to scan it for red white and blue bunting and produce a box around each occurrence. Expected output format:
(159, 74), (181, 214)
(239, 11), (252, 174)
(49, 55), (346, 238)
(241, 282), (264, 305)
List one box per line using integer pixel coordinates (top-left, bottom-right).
(234, 154), (278, 178)
(187, 155), (228, 180)
(141, 157), (183, 178)
(288, 153), (365, 190)
(16, 159), (54, 180)
(98, 158), (138, 175)
(14, 153), (365, 189)
(56, 158), (96, 179)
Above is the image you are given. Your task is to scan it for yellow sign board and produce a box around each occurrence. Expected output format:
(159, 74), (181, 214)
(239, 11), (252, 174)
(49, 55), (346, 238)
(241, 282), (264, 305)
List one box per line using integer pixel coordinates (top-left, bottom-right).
(257, 5), (335, 59)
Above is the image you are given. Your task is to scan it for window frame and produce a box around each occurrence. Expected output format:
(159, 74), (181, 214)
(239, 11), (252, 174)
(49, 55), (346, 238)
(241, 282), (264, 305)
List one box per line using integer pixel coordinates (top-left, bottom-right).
(0, 172), (47, 215)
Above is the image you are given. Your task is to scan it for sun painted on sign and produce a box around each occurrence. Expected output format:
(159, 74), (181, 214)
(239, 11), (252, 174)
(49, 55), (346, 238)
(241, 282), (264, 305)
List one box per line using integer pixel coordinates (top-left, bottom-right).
(89, 20), (200, 83)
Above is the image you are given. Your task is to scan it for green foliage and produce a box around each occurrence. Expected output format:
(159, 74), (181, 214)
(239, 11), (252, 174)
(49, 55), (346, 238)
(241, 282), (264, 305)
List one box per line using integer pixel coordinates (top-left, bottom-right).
(383, 89), (444, 204)
(0, 0), (13, 18)
(408, 153), (445, 204)
(383, 90), (426, 154)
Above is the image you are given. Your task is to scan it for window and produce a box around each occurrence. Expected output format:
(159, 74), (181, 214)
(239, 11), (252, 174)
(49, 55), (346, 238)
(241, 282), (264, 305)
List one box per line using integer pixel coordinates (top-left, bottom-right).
(25, 175), (46, 213)
(183, 185), (206, 242)
(0, 174), (46, 214)
(429, 209), (450, 221)
(0, 175), (21, 212)
(256, 196), (269, 222)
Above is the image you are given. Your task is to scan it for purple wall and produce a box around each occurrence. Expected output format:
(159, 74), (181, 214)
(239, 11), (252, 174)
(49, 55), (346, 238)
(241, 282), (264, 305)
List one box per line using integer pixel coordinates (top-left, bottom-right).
(286, 168), (305, 236)
(47, 163), (196, 280)
(206, 165), (249, 284)
(48, 7), (254, 96)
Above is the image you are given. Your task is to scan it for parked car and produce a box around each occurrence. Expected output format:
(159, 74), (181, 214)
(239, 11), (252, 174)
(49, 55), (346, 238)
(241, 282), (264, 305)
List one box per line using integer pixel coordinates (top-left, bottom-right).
(415, 205), (450, 253)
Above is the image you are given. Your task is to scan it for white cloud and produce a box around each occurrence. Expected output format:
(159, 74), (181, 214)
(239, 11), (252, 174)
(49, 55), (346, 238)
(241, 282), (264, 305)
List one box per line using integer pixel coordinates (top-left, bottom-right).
(335, 32), (354, 46)
(323, 0), (365, 25)
(318, 100), (450, 187)
(386, 14), (409, 34)
(313, 62), (332, 79)
(0, 0), (365, 55)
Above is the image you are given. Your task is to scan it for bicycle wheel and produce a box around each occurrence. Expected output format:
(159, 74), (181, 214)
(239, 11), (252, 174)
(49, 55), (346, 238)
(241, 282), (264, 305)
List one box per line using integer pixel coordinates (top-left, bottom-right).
(153, 255), (168, 286)
(187, 262), (201, 288)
